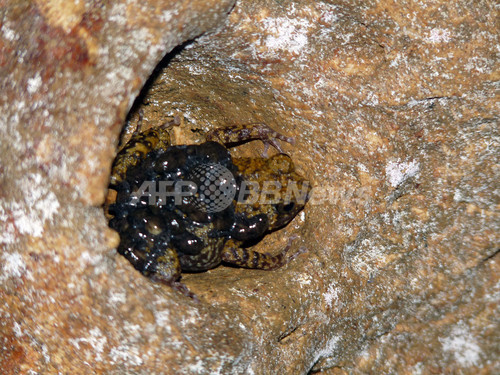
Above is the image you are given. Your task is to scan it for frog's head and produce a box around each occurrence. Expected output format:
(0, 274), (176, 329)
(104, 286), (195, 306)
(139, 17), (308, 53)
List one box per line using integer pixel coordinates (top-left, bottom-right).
(234, 154), (311, 232)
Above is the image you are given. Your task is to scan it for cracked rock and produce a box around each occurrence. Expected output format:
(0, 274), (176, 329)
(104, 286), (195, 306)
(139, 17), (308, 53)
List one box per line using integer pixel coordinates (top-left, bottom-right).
(1, 0), (498, 374)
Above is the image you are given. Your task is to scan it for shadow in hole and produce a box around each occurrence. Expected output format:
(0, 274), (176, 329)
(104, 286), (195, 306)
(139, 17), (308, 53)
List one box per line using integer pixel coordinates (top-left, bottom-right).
(120, 40), (195, 141)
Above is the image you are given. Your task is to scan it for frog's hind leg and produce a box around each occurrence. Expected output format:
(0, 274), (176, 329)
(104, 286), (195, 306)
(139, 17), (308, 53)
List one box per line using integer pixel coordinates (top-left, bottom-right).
(221, 238), (302, 270)
(206, 123), (295, 155)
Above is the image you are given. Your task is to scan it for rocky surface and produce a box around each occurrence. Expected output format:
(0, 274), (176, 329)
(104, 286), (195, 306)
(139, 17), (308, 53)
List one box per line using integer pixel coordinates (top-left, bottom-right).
(1, 0), (498, 374)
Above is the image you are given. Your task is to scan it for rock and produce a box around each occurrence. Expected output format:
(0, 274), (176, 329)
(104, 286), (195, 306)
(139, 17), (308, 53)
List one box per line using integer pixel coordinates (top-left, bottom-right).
(1, 0), (498, 374)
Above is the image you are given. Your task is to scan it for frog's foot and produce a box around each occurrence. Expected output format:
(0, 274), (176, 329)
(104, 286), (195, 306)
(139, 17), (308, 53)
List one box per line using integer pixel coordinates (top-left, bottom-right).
(145, 252), (198, 300)
(160, 113), (182, 129)
(171, 281), (199, 302)
(221, 237), (303, 270)
(153, 277), (199, 301)
(263, 234), (305, 263)
(206, 123), (295, 156)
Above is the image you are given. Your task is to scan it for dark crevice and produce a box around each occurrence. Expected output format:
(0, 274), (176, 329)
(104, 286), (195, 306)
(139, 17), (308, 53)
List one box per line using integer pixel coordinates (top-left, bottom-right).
(277, 324), (301, 343)
(478, 247), (500, 266)
(120, 41), (194, 143)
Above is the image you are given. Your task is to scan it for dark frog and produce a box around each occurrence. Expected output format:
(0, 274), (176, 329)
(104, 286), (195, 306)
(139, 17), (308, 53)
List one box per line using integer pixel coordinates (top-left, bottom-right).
(105, 123), (310, 293)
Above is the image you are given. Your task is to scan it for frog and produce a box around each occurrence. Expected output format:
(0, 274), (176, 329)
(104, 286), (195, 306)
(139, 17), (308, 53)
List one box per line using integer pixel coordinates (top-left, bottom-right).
(105, 122), (310, 294)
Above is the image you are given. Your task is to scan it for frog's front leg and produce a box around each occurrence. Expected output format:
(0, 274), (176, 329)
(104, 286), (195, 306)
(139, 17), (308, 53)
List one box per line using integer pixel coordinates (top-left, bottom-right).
(221, 239), (297, 270)
(110, 126), (171, 186)
(118, 239), (180, 282)
(122, 244), (196, 298)
(206, 123), (294, 155)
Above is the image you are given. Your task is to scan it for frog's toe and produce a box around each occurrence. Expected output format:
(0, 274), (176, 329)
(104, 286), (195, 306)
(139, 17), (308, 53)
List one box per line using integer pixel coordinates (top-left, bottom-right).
(148, 250), (198, 300)
(263, 234), (305, 265)
(251, 123), (295, 156)
(152, 277), (198, 301)
(205, 123), (294, 154)
(170, 281), (199, 301)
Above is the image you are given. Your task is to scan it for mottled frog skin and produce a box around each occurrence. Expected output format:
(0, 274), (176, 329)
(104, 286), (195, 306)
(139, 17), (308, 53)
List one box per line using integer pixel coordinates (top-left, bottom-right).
(106, 123), (310, 289)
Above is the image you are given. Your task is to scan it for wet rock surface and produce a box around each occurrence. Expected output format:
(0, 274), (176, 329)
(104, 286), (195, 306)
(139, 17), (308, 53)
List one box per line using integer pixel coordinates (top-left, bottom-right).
(1, 0), (498, 374)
